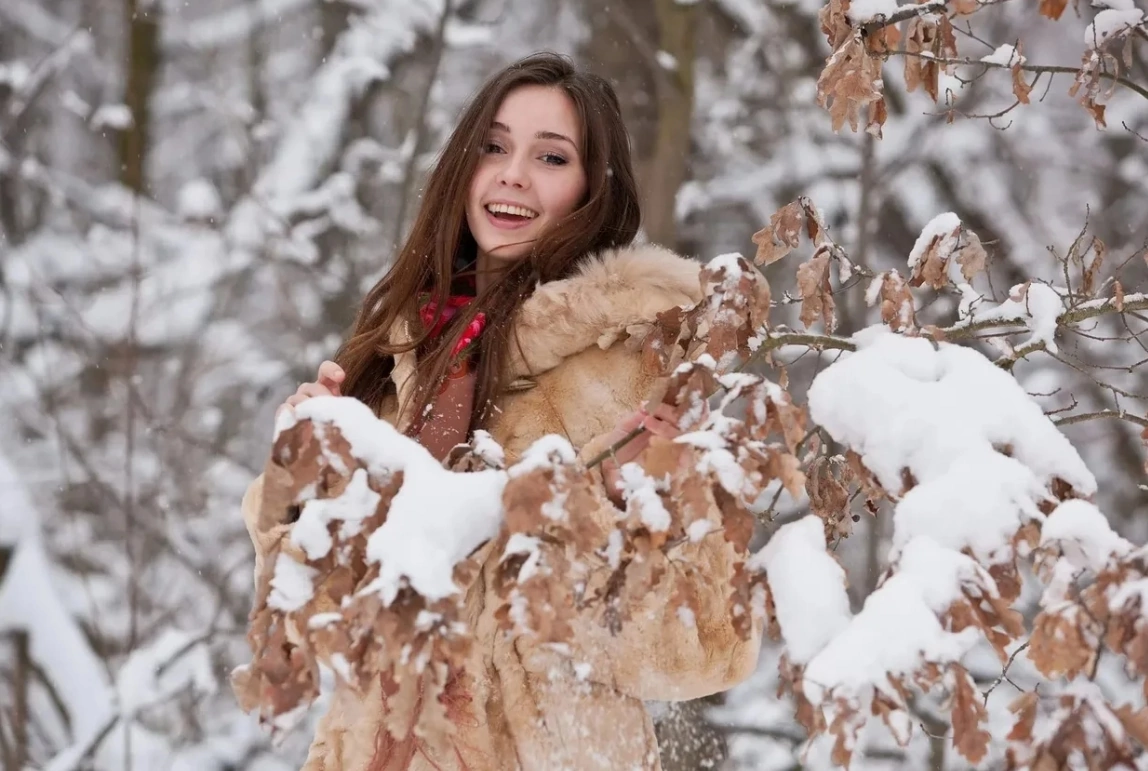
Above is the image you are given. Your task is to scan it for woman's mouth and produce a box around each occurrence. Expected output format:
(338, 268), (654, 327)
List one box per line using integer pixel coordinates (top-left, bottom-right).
(484, 202), (538, 230)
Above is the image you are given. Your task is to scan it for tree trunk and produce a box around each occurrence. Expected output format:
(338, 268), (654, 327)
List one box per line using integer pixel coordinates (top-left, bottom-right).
(641, 0), (698, 249)
(654, 695), (728, 771)
(580, 6), (721, 768)
(320, 0), (353, 59)
(119, 0), (160, 194)
(0, 36), (22, 245)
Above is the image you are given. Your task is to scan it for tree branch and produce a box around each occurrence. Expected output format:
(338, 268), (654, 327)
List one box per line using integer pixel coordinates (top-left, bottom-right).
(39, 632), (215, 771)
(584, 290), (1146, 468)
(943, 293), (1148, 338)
(1053, 409), (1148, 429)
(392, 0), (454, 243)
(858, 0), (948, 34)
(720, 723), (807, 743)
(892, 50), (1148, 103)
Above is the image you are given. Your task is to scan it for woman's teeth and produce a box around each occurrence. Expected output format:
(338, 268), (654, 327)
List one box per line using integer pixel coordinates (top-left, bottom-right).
(485, 203), (537, 219)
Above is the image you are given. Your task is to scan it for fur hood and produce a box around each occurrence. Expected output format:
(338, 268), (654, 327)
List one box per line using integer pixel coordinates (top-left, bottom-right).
(391, 242), (704, 428)
(507, 242), (703, 377)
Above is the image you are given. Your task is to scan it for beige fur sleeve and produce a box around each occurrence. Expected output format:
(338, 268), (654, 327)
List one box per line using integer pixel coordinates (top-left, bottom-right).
(239, 468), (296, 581)
(239, 472), (280, 580)
(239, 473), (269, 577)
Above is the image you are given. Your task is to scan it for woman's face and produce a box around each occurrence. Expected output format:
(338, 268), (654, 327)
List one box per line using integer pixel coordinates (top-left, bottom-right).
(466, 85), (588, 265)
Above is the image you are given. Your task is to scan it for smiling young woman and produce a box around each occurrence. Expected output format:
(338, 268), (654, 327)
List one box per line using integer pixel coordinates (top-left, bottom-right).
(244, 52), (763, 771)
(324, 54), (643, 459)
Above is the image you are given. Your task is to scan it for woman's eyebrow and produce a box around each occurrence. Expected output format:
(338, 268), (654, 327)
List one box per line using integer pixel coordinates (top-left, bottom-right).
(535, 130), (577, 149)
(490, 121), (577, 150)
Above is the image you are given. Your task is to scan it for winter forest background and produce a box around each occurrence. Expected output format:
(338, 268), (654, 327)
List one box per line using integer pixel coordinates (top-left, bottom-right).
(1, 0), (1147, 769)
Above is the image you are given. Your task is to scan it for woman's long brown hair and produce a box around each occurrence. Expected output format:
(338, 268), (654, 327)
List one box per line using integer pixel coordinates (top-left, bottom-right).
(335, 52), (642, 435)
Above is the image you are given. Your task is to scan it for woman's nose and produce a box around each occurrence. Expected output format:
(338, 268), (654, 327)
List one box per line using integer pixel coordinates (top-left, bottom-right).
(497, 154), (529, 188)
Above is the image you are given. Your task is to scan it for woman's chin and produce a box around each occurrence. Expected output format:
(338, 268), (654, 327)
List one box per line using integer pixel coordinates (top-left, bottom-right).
(478, 239), (533, 264)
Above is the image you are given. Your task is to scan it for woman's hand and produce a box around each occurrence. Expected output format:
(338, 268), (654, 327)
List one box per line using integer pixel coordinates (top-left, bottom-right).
(276, 360), (345, 418)
(599, 403), (682, 506)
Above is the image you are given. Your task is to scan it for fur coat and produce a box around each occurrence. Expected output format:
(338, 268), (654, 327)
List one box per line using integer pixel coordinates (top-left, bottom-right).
(241, 243), (764, 771)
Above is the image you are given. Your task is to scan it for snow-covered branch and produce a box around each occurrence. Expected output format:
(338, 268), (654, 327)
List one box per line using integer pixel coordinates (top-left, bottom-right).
(748, 292), (1148, 361)
(225, 1), (446, 256)
(892, 49), (1148, 104)
(853, 0), (948, 34)
(0, 454), (115, 753)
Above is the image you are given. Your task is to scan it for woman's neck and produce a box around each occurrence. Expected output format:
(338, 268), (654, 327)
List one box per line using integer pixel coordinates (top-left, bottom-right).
(474, 251), (510, 295)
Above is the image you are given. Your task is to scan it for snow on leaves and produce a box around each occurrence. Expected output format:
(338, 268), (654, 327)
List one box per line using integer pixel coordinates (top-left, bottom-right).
(232, 399), (505, 750)
(1030, 501), (1148, 701)
(753, 326), (1136, 766)
(498, 308), (809, 650)
(905, 211), (987, 291)
(642, 252), (771, 375)
(1005, 683), (1148, 770)
(229, 198), (1148, 766)
(729, 195), (1148, 767)
(816, 0), (892, 135)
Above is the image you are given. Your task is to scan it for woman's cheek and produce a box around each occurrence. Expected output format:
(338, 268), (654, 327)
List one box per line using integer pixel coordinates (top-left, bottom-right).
(546, 178), (583, 219)
(561, 170), (589, 216)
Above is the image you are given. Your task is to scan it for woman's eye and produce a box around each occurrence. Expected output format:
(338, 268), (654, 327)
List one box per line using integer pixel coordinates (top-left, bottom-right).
(484, 143), (504, 154)
(541, 153), (567, 166)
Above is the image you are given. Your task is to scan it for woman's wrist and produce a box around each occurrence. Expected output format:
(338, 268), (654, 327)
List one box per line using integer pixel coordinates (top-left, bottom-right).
(600, 457), (625, 507)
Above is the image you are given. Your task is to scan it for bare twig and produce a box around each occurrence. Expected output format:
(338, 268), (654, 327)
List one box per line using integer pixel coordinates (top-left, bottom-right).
(1052, 409), (1148, 429)
(983, 641), (1031, 704)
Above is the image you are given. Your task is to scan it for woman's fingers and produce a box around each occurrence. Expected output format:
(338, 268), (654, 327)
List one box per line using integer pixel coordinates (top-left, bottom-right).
(600, 459), (625, 507)
(613, 435), (650, 466)
(642, 417), (674, 438)
(296, 382), (335, 399)
(642, 408), (682, 438)
(278, 378), (339, 418)
(602, 403), (682, 468)
(275, 364), (344, 425)
(616, 410), (645, 433)
(317, 360), (344, 394)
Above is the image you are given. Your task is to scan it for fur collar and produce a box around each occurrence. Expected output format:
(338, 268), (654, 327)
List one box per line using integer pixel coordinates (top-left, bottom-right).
(506, 243), (702, 377)
(391, 243), (702, 424)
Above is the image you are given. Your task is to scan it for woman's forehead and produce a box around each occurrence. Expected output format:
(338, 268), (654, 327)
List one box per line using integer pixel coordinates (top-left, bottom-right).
(491, 86), (581, 145)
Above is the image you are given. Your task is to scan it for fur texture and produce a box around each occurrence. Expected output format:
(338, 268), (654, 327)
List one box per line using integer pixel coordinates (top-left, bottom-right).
(240, 243), (763, 771)
(508, 242), (702, 377)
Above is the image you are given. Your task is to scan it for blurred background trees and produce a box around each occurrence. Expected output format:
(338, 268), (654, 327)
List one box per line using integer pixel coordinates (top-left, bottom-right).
(1, 0), (1145, 768)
